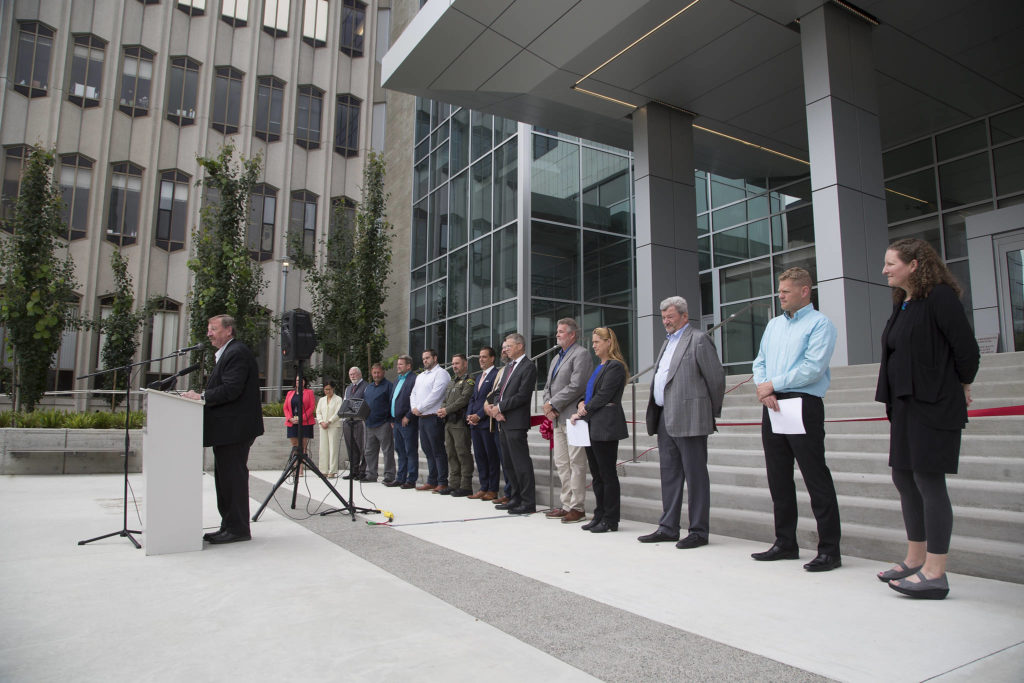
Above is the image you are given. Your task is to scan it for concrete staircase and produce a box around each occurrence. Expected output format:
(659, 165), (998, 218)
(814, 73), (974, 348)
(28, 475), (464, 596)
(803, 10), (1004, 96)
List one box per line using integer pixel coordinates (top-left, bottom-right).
(527, 351), (1024, 584)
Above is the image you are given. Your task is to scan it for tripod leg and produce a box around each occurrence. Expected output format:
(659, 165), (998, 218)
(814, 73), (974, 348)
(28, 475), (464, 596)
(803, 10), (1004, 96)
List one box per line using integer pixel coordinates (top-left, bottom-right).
(252, 449), (302, 522)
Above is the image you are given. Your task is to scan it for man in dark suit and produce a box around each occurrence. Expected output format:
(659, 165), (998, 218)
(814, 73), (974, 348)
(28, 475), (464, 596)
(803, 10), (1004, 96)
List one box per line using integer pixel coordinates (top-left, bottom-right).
(389, 354), (419, 489)
(485, 333), (538, 514)
(183, 314), (264, 544)
(466, 346), (500, 499)
(638, 296), (725, 549)
(342, 366), (369, 480)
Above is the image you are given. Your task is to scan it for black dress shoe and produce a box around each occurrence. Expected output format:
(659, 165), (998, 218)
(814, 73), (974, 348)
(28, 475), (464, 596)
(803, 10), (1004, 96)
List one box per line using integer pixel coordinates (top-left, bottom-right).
(804, 553), (842, 572)
(508, 505), (536, 515)
(589, 521), (618, 533)
(450, 488), (470, 497)
(637, 530), (678, 543)
(751, 543), (800, 561)
(676, 533), (709, 549)
(207, 530), (251, 544)
(383, 479), (401, 488)
(434, 486), (452, 495)
(202, 529), (224, 542)
(581, 518), (603, 531)
(494, 500), (520, 510)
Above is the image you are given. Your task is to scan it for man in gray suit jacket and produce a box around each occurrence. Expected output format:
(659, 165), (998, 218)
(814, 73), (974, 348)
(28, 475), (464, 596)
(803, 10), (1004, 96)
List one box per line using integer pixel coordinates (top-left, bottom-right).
(638, 296), (725, 549)
(541, 318), (593, 524)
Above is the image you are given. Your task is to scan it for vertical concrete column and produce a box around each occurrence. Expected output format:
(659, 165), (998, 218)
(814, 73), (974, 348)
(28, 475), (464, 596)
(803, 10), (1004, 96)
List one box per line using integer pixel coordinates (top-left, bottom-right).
(800, 3), (891, 366)
(633, 102), (699, 373)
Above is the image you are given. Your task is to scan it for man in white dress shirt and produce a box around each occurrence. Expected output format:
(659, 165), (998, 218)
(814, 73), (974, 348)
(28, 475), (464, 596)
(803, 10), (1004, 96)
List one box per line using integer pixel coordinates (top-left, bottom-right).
(411, 348), (452, 491)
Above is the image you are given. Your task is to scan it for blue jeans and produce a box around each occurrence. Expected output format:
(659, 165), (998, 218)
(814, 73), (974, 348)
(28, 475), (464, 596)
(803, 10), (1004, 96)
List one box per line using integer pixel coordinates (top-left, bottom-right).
(393, 419), (419, 484)
(418, 415), (448, 486)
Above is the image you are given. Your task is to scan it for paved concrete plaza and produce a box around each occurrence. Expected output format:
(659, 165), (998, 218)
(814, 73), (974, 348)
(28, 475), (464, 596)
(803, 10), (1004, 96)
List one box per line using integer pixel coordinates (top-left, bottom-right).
(1, 472), (1022, 682)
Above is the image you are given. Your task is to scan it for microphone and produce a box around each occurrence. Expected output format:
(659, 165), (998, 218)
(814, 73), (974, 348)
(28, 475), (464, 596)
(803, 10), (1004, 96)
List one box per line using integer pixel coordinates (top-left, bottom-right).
(530, 344), (560, 361)
(147, 363), (202, 390)
(175, 343), (204, 354)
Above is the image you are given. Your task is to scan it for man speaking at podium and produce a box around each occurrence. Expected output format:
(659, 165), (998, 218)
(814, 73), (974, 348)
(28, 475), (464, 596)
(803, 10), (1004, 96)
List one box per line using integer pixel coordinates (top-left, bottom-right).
(184, 314), (265, 544)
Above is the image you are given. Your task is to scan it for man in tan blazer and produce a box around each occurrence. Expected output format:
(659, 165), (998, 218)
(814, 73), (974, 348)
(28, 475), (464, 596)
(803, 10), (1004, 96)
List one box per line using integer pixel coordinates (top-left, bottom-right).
(541, 318), (593, 524)
(638, 296), (725, 549)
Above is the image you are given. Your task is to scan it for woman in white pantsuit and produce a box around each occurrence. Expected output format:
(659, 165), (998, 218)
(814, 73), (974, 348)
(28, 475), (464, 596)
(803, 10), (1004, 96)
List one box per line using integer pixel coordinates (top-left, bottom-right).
(316, 380), (343, 476)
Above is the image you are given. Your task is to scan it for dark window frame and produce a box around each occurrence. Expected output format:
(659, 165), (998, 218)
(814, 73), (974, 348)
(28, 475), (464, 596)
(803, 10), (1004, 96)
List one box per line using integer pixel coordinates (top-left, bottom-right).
(13, 21), (56, 98)
(60, 153), (94, 241)
(339, 0), (367, 57)
(106, 161), (144, 246)
(248, 183), (277, 262)
(166, 56), (201, 126)
(295, 84), (323, 149)
(67, 34), (106, 108)
(119, 45), (156, 117)
(2, 145), (31, 231)
(289, 190), (318, 259)
(211, 65), (245, 135)
(334, 94), (361, 157)
(254, 75), (286, 142)
(177, 0), (206, 15)
(156, 169), (191, 252)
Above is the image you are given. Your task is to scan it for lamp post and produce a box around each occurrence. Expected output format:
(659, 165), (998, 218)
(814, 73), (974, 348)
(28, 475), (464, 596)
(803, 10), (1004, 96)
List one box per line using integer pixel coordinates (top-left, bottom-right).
(278, 259), (290, 401)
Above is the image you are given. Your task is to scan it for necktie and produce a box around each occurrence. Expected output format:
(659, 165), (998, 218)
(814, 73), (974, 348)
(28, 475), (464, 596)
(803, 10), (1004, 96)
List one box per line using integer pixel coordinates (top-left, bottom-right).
(498, 360), (516, 400)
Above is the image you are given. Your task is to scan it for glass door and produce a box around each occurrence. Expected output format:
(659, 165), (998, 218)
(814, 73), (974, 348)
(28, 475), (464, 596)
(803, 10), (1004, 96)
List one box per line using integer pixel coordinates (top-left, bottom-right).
(995, 230), (1024, 352)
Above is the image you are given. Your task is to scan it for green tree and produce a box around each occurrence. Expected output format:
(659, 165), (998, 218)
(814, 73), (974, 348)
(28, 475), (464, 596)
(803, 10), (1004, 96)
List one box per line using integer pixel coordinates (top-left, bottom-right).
(96, 249), (149, 408)
(0, 146), (78, 411)
(187, 145), (269, 383)
(352, 152), (394, 367)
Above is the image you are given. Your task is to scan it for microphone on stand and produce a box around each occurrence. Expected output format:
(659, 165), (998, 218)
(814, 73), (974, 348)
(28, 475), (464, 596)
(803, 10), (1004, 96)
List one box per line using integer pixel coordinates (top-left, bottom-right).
(530, 344), (560, 361)
(148, 363), (201, 390)
(175, 343), (205, 355)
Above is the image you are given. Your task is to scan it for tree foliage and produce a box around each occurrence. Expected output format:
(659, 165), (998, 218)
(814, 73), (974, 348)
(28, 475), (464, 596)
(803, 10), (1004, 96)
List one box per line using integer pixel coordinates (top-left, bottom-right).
(187, 145), (269, 383)
(300, 152), (393, 380)
(96, 249), (149, 408)
(0, 146), (79, 411)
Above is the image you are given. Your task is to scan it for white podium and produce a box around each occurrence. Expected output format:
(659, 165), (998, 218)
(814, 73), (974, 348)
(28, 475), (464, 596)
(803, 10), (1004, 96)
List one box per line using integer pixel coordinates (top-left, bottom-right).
(143, 390), (204, 555)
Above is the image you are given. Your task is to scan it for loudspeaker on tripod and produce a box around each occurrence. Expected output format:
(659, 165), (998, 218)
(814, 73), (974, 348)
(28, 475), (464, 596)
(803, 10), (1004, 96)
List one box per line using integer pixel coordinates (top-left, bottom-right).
(281, 309), (317, 361)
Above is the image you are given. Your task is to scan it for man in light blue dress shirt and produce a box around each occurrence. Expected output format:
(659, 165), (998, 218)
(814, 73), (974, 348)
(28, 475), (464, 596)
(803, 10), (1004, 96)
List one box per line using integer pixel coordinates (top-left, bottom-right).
(751, 267), (842, 572)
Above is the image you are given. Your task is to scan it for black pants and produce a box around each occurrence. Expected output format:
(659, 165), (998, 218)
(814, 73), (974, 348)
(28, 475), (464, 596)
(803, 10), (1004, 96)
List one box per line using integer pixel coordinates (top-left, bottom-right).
(499, 426), (534, 507)
(213, 439), (253, 534)
(761, 393), (841, 555)
(891, 467), (953, 554)
(586, 440), (620, 525)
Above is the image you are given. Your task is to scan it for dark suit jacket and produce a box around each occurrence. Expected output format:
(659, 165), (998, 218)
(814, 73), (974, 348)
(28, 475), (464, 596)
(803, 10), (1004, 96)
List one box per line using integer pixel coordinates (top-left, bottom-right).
(467, 366), (498, 423)
(581, 360), (629, 442)
(489, 356), (537, 430)
(389, 371), (418, 422)
(203, 339), (265, 448)
(875, 283), (980, 429)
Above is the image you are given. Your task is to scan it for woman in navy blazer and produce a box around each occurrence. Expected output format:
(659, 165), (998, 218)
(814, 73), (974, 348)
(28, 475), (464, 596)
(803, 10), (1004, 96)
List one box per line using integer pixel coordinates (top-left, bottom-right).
(571, 327), (629, 533)
(875, 238), (979, 600)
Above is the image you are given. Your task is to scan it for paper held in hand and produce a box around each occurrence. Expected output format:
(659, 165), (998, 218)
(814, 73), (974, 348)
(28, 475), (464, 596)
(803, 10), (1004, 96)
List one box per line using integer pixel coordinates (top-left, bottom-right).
(767, 397), (806, 434)
(566, 418), (591, 447)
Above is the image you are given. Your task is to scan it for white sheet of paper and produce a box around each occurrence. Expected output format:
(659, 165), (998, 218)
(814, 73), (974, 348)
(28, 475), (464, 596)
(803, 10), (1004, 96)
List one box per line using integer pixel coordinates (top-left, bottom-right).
(767, 397), (805, 434)
(566, 418), (591, 447)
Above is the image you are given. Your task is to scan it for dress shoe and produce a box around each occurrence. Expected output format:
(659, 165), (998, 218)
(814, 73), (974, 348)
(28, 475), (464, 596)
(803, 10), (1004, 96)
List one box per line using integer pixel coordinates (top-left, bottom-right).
(494, 500), (520, 510)
(751, 543), (800, 561)
(207, 530), (251, 544)
(561, 509), (586, 524)
(361, 474), (376, 482)
(480, 492), (496, 501)
(877, 561), (923, 582)
(545, 508), (567, 519)
(415, 483), (436, 491)
(492, 496), (510, 505)
(342, 473), (357, 480)
(508, 505), (536, 515)
(803, 553), (842, 572)
(675, 533), (708, 549)
(889, 571), (949, 600)
(450, 488), (470, 497)
(468, 490), (485, 499)
(581, 518), (603, 531)
(400, 482), (416, 489)
(203, 529), (224, 542)
(433, 486), (452, 495)
(589, 521), (618, 533)
(637, 530), (679, 544)
(383, 479), (401, 488)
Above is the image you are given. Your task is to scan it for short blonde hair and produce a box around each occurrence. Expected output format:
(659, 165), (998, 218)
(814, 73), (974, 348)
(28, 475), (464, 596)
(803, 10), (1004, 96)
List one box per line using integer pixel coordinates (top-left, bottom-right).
(778, 267), (812, 289)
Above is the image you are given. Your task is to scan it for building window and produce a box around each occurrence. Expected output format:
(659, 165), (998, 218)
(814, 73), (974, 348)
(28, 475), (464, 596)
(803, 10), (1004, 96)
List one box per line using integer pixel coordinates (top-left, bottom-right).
(339, 0), (366, 57)
(166, 56), (200, 125)
(60, 154), (93, 241)
(67, 34), (105, 107)
(178, 0), (206, 15)
(222, 0), (248, 26)
(254, 76), (285, 142)
(263, 0), (290, 37)
(14, 21), (55, 98)
(302, 0), (328, 47)
(49, 299), (80, 392)
(334, 94), (361, 157)
(2, 145), (30, 230)
(119, 46), (155, 116)
(375, 8), (390, 63)
(107, 162), (143, 246)
(248, 183), (277, 261)
(211, 66), (244, 134)
(371, 102), (386, 153)
(145, 300), (181, 387)
(156, 170), (190, 252)
(289, 191), (318, 258)
(295, 85), (323, 149)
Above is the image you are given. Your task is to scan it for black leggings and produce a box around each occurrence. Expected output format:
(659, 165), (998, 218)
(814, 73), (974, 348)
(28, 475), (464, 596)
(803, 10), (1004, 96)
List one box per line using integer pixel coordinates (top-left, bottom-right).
(891, 467), (952, 554)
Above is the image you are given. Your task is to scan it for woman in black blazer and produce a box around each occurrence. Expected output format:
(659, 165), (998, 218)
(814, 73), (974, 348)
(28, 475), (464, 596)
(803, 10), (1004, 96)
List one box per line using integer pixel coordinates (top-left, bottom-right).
(876, 238), (979, 600)
(571, 327), (629, 533)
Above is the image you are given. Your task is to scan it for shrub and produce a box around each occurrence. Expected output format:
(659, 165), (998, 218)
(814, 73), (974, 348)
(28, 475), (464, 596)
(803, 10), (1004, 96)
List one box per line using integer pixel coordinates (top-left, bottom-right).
(262, 403), (284, 417)
(87, 412), (115, 429)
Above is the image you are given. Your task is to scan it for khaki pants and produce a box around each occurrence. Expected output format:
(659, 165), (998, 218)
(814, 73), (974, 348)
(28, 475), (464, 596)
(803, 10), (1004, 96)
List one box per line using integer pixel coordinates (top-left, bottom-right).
(552, 420), (587, 511)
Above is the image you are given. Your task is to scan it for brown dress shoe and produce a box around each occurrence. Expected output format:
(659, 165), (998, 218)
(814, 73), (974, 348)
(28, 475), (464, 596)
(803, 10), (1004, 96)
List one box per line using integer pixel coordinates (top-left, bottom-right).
(545, 508), (567, 519)
(492, 496), (510, 505)
(480, 492), (497, 501)
(467, 490), (485, 499)
(561, 509), (586, 524)
(415, 483), (436, 491)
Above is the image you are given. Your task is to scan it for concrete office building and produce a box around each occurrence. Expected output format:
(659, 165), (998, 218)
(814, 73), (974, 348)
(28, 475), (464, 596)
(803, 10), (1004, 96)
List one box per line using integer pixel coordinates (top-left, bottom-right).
(1, 0), (400, 405)
(383, 0), (1024, 371)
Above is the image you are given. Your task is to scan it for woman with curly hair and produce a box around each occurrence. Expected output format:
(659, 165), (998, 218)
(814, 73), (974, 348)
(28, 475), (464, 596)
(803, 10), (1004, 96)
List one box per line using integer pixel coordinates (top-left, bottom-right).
(875, 238), (980, 599)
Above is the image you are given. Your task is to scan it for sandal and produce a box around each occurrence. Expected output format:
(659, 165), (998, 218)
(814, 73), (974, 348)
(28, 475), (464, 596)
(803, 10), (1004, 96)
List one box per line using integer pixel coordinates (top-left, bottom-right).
(889, 571), (949, 600)
(876, 561), (923, 582)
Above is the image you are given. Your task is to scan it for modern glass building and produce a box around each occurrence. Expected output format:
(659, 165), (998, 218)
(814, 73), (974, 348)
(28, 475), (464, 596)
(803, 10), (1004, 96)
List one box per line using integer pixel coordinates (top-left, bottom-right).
(408, 98), (635, 384)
